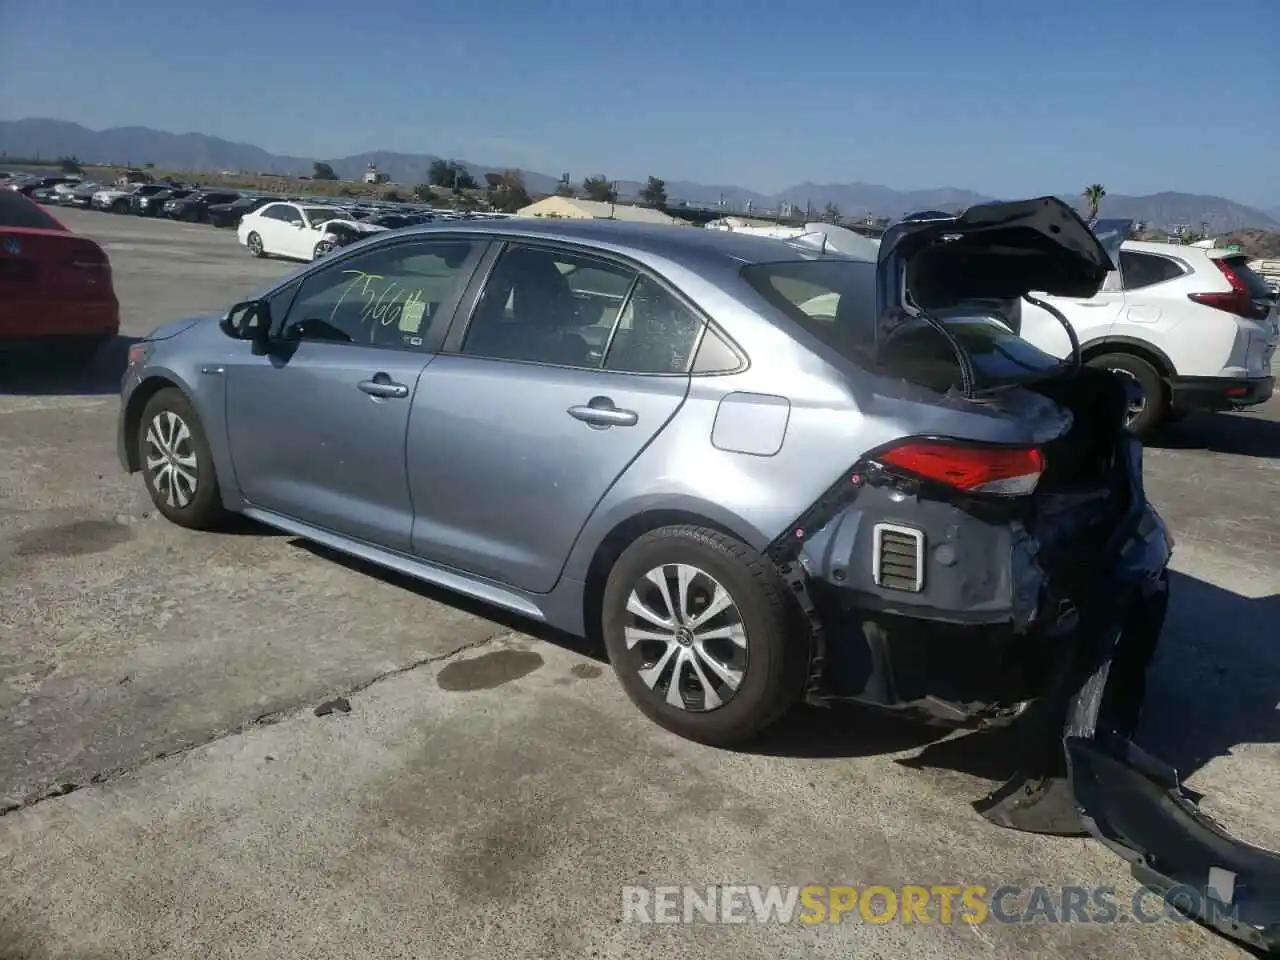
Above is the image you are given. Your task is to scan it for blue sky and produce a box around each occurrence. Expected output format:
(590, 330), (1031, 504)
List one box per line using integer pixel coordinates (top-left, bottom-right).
(3, 0), (1277, 205)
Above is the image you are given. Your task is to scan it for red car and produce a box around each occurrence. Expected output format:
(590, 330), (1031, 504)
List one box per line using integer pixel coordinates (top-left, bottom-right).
(0, 189), (119, 365)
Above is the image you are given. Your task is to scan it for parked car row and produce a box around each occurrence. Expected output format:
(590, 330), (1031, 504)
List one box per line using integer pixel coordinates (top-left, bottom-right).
(1, 171), (517, 267)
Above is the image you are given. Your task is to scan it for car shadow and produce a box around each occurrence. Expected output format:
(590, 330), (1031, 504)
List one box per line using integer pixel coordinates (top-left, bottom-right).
(0, 335), (143, 397)
(292, 541), (1276, 793)
(1147, 409), (1280, 460)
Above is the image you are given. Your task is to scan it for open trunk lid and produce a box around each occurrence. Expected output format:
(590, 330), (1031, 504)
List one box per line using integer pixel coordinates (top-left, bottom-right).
(874, 198), (1125, 395)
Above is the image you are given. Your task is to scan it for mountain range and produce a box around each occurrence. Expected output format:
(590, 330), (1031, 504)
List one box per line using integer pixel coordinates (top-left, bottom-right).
(2, 118), (1277, 232)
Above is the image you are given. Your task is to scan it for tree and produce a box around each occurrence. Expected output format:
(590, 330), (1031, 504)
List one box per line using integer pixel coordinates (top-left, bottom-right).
(428, 159), (455, 188)
(1083, 183), (1106, 220)
(57, 156), (83, 174)
(412, 183), (434, 203)
(313, 161), (338, 181)
(822, 202), (841, 223)
(454, 165), (478, 191)
(487, 169), (531, 213)
(582, 176), (616, 203)
(639, 176), (667, 210)
(554, 173), (575, 197)
(426, 159), (476, 191)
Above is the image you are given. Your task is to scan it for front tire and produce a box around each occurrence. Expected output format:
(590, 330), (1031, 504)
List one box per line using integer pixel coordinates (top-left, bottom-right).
(110, 199), (129, 214)
(137, 388), (228, 530)
(601, 525), (808, 747)
(246, 231), (265, 258)
(1087, 352), (1167, 439)
(313, 239), (334, 259)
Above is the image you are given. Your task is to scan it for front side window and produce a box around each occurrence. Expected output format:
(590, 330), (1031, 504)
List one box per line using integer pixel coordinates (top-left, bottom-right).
(462, 244), (639, 368)
(279, 240), (481, 350)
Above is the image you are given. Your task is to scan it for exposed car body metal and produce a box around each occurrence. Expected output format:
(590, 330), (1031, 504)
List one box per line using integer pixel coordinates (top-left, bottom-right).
(115, 198), (1271, 952)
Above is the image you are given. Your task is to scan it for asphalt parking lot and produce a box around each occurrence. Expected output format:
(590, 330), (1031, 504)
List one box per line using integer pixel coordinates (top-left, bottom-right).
(0, 208), (1276, 959)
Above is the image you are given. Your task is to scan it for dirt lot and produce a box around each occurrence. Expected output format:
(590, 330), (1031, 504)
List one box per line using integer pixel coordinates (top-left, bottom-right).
(0, 208), (1276, 959)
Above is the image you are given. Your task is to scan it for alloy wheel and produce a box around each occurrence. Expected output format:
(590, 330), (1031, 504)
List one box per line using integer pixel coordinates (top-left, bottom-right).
(248, 233), (263, 256)
(623, 563), (748, 712)
(144, 410), (199, 508)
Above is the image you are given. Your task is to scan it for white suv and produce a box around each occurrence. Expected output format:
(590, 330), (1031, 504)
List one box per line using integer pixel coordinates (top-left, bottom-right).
(1015, 237), (1278, 436)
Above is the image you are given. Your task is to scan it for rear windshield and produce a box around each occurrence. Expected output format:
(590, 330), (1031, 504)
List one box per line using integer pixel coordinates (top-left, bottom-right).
(1222, 257), (1277, 301)
(0, 190), (64, 230)
(741, 258), (1063, 392)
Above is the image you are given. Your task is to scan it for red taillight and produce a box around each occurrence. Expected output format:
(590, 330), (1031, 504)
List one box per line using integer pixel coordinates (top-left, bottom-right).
(875, 440), (1045, 496)
(1188, 260), (1265, 320)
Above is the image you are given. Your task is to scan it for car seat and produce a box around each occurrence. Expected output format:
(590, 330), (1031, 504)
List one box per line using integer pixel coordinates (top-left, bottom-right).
(505, 250), (591, 365)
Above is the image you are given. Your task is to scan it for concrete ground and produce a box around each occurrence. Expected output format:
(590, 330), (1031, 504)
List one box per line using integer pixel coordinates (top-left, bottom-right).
(0, 208), (1276, 959)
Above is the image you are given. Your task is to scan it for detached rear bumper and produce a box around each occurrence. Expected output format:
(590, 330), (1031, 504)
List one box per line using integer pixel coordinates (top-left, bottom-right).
(1069, 735), (1280, 953)
(1169, 374), (1274, 411)
(972, 507), (1279, 953)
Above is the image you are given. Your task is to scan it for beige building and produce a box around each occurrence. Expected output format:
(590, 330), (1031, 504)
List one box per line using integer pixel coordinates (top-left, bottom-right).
(515, 196), (682, 225)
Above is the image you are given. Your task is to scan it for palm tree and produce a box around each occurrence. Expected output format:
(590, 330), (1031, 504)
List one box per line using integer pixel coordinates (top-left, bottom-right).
(1083, 184), (1107, 220)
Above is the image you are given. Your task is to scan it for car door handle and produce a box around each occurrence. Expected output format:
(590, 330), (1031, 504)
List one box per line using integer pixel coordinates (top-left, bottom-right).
(568, 397), (638, 428)
(358, 374), (409, 399)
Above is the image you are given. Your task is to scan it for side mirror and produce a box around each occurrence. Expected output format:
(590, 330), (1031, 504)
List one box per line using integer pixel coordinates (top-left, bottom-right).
(220, 300), (272, 352)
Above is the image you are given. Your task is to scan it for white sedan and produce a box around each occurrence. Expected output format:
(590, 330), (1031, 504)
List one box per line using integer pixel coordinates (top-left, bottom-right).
(236, 201), (388, 262)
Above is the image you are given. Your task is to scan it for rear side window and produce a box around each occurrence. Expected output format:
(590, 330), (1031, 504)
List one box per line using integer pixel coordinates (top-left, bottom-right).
(603, 276), (704, 374)
(1119, 251), (1185, 290)
(742, 258), (878, 365)
(0, 190), (64, 230)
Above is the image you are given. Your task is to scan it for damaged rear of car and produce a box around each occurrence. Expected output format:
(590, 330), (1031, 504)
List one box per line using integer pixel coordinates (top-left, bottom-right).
(745, 197), (1277, 953)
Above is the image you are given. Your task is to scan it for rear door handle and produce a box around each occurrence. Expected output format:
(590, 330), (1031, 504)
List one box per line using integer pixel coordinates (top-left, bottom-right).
(568, 396), (638, 428)
(358, 373), (409, 399)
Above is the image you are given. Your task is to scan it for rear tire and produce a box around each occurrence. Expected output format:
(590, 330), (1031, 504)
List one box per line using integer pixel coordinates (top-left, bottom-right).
(601, 525), (809, 747)
(1086, 352), (1166, 439)
(137, 388), (229, 531)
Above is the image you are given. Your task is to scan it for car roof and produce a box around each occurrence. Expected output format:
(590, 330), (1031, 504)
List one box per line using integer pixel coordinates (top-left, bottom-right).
(1122, 239), (1213, 259)
(392, 217), (826, 275)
